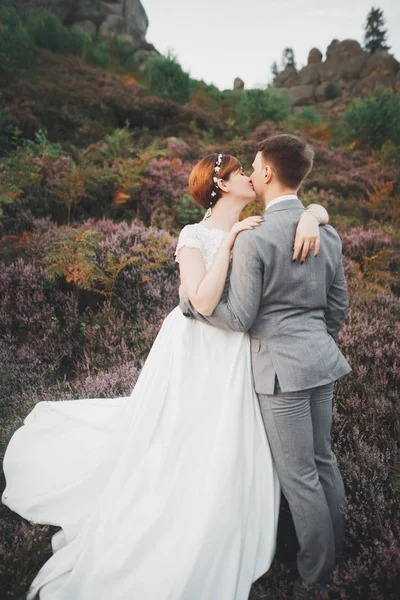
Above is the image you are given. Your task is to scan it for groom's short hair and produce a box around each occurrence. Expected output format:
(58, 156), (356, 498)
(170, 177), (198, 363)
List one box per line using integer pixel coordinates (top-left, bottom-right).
(256, 134), (314, 189)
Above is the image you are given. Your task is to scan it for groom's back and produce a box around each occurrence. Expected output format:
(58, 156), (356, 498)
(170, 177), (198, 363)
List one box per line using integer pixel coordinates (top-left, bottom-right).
(244, 201), (351, 395)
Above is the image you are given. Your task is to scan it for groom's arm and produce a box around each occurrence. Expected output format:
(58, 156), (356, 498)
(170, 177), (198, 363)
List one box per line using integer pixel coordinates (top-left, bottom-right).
(179, 231), (263, 332)
(325, 252), (349, 340)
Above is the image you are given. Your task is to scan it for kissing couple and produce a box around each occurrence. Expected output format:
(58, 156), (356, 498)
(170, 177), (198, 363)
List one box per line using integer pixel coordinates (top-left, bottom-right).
(2, 134), (351, 599)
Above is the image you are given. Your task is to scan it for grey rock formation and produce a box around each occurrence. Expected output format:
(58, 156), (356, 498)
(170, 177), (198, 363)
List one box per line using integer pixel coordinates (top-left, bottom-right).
(275, 38), (399, 110)
(297, 63), (321, 86)
(233, 77), (245, 90)
(366, 51), (399, 77)
(275, 66), (300, 88)
(281, 84), (316, 107)
(14, 0), (149, 45)
(308, 48), (322, 64)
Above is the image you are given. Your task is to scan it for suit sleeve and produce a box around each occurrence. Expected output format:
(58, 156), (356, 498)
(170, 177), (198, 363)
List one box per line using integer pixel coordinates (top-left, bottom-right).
(325, 246), (349, 339)
(179, 231), (263, 332)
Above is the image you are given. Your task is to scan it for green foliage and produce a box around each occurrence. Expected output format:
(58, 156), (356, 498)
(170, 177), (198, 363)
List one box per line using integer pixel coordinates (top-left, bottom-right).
(344, 87), (400, 151)
(83, 39), (111, 68)
(189, 79), (221, 112)
(25, 9), (66, 52)
(236, 88), (289, 131)
(176, 193), (204, 227)
(103, 122), (135, 161)
(282, 47), (296, 70)
(0, 4), (38, 80)
(363, 6), (390, 53)
(143, 52), (191, 103)
(271, 61), (279, 85)
(22, 128), (64, 158)
(325, 82), (341, 100)
(108, 38), (137, 67)
(60, 24), (88, 56)
(45, 228), (138, 311)
(288, 107), (321, 130)
(50, 163), (98, 225)
(0, 108), (16, 156)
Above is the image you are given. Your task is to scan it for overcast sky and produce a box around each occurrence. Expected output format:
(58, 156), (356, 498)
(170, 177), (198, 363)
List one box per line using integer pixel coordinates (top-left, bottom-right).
(143, 0), (400, 90)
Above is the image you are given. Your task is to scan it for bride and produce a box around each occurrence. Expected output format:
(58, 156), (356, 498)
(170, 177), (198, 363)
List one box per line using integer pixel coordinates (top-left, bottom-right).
(2, 152), (328, 600)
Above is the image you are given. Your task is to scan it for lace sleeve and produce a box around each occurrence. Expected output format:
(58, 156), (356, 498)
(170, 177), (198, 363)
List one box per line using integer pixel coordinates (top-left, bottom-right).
(174, 225), (203, 264)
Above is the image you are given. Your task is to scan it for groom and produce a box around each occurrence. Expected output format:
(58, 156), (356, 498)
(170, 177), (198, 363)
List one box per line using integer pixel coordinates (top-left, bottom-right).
(179, 134), (351, 599)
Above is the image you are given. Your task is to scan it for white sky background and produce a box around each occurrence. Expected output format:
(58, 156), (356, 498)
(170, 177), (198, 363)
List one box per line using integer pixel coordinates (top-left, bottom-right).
(143, 0), (400, 90)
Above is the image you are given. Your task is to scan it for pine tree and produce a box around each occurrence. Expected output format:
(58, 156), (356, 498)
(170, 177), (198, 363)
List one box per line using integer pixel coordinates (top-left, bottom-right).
(282, 48), (296, 70)
(271, 61), (279, 84)
(364, 7), (390, 53)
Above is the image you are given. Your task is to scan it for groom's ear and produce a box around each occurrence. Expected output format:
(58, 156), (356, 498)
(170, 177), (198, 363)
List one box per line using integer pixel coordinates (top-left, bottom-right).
(264, 165), (273, 184)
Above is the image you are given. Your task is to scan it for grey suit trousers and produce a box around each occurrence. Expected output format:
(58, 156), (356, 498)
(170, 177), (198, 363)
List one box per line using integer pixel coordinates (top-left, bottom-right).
(258, 380), (345, 585)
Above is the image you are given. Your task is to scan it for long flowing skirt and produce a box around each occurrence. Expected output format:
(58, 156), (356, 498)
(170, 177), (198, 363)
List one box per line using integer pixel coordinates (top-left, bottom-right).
(2, 306), (280, 599)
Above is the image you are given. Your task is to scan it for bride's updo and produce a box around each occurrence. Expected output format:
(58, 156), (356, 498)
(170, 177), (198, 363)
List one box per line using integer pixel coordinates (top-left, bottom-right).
(189, 154), (242, 209)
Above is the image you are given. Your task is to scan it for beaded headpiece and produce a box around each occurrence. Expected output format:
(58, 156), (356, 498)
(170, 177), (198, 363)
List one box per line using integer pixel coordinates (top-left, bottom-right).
(203, 153), (223, 221)
(210, 153), (223, 204)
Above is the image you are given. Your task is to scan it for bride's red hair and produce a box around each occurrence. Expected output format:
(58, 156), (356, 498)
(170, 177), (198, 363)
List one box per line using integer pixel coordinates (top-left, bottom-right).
(188, 154), (242, 209)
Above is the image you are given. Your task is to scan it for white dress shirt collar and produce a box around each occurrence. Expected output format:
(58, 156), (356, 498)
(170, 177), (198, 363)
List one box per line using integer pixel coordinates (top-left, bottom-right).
(265, 194), (298, 212)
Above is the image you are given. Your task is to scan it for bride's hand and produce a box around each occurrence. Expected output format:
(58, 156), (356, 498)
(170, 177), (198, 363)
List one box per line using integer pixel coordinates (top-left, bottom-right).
(226, 216), (264, 249)
(292, 212), (320, 262)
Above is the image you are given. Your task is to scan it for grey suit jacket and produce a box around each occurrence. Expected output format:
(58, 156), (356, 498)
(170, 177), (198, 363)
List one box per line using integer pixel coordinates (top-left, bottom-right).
(179, 198), (351, 394)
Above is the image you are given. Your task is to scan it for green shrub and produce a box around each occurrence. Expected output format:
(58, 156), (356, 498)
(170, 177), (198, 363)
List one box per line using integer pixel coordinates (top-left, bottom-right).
(25, 10), (65, 52)
(83, 40), (111, 68)
(61, 24), (88, 57)
(344, 87), (400, 151)
(189, 79), (222, 113)
(288, 107), (321, 130)
(176, 193), (204, 227)
(325, 82), (341, 100)
(109, 38), (137, 67)
(0, 108), (16, 156)
(143, 52), (191, 103)
(0, 4), (38, 79)
(236, 88), (289, 131)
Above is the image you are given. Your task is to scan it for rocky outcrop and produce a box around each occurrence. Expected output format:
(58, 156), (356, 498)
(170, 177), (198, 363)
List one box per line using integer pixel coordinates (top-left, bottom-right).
(14, 0), (149, 46)
(233, 77), (245, 90)
(276, 39), (399, 109)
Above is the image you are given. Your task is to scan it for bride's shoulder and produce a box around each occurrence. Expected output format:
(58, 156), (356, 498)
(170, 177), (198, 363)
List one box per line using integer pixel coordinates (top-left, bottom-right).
(177, 222), (204, 242)
(174, 223), (204, 262)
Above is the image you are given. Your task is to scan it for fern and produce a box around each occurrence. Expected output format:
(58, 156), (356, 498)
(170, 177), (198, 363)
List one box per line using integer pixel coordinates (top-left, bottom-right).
(49, 163), (97, 225)
(365, 179), (396, 220)
(45, 229), (140, 311)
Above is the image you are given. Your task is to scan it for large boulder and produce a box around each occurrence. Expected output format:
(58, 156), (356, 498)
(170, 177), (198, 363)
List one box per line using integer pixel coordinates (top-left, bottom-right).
(283, 85), (316, 106)
(366, 51), (399, 77)
(308, 48), (323, 64)
(297, 63), (321, 85)
(326, 39), (365, 62)
(322, 56), (367, 83)
(14, 0), (149, 45)
(233, 77), (245, 90)
(352, 75), (396, 96)
(275, 66), (300, 88)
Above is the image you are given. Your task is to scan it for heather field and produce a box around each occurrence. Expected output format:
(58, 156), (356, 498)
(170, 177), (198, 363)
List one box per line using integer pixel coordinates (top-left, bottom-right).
(1, 8), (400, 598)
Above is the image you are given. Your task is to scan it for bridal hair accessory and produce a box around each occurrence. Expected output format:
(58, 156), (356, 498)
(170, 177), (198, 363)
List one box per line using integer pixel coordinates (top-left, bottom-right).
(204, 154), (223, 220)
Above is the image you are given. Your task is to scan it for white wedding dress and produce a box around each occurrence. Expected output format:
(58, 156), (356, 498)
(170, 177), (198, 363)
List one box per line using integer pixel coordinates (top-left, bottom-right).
(2, 222), (280, 600)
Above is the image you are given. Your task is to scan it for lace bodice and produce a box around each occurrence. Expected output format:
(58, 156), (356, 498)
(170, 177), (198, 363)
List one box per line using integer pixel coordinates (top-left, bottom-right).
(174, 223), (229, 271)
